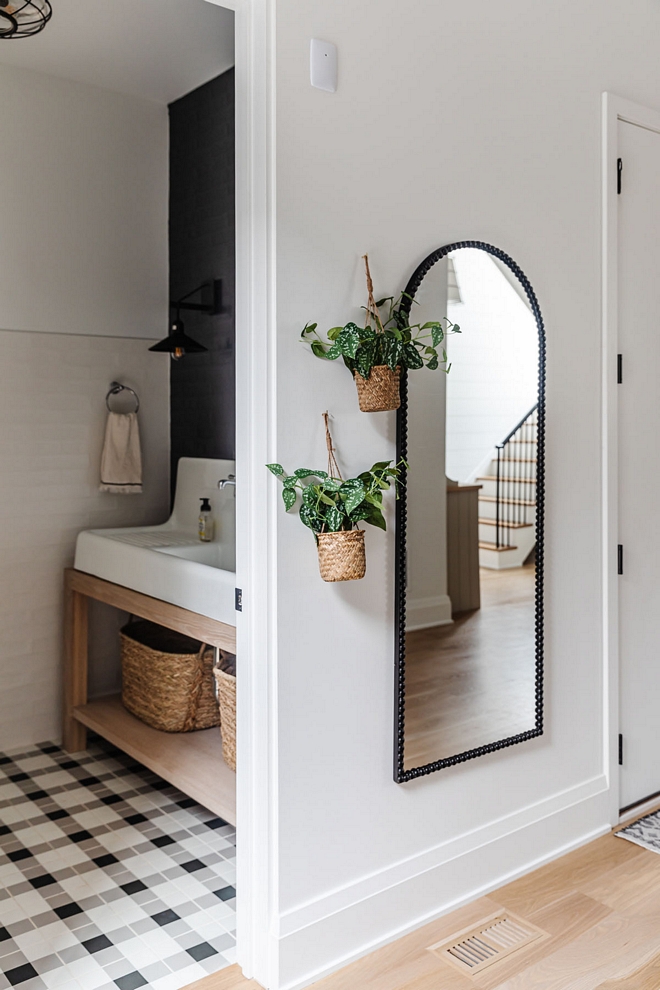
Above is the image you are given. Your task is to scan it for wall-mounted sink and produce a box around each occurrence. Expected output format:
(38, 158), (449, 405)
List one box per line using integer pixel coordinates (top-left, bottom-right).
(74, 458), (236, 625)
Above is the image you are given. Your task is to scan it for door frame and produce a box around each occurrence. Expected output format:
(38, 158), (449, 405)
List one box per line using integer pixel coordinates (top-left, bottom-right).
(203, 0), (277, 985)
(602, 93), (660, 824)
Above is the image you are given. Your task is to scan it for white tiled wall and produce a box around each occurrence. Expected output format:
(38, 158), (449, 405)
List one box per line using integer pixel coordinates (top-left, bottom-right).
(0, 329), (169, 749)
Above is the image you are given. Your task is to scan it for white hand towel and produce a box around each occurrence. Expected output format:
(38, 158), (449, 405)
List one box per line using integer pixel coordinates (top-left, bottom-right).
(99, 412), (143, 494)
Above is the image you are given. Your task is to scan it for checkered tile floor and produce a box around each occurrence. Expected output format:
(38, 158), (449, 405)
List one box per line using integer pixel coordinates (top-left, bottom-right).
(0, 736), (236, 990)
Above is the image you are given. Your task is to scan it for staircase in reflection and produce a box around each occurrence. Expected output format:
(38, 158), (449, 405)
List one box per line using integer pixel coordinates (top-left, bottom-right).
(477, 405), (537, 569)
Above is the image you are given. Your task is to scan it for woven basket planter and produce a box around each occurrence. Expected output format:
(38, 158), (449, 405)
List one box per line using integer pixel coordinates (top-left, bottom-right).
(317, 529), (366, 582)
(121, 620), (219, 733)
(213, 652), (236, 772)
(353, 365), (401, 412)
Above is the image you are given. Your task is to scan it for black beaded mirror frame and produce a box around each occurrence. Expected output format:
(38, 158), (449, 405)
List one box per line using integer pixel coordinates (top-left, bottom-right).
(394, 241), (545, 783)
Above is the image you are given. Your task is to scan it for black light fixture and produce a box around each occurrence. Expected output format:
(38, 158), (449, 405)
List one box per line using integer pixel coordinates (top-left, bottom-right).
(0, 0), (52, 38)
(149, 279), (222, 360)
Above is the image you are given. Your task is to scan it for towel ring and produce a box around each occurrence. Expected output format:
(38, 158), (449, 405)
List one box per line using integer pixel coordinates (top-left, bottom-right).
(106, 381), (140, 414)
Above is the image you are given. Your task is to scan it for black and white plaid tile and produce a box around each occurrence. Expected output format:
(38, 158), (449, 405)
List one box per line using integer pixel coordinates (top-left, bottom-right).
(0, 736), (236, 989)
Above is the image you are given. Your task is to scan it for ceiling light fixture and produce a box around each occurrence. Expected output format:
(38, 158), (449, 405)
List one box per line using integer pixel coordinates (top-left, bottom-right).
(149, 279), (222, 360)
(0, 0), (52, 39)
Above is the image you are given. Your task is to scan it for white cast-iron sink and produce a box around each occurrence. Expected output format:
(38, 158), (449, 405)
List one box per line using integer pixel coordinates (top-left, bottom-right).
(74, 458), (236, 625)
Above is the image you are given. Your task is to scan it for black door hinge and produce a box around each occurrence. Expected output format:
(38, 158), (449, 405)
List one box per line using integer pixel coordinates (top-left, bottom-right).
(618, 545), (624, 575)
(617, 354), (623, 384)
(618, 733), (624, 766)
(617, 158), (623, 194)
(235, 588), (243, 612)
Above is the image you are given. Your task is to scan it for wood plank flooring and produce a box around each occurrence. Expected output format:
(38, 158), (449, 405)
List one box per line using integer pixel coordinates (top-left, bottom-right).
(189, 816), (660, 990)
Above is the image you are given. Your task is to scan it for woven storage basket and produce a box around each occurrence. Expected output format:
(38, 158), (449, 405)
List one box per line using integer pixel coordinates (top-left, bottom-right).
(353, 365), (401, 412)
(214, 652), (236, 772)
(121, 620), (219, 733)
(317, 529), (366, 582)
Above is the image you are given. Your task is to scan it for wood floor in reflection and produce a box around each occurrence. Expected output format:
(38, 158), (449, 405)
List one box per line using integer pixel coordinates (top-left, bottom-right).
(404, 563), (536, 770)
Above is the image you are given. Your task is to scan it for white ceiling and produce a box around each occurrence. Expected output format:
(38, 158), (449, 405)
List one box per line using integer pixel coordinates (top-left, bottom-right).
(0, 0), (234, 105)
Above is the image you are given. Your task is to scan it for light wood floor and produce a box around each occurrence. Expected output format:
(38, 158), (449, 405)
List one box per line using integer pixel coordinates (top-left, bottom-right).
(404, 563), (536, 769)
(187, 813), (660, 990)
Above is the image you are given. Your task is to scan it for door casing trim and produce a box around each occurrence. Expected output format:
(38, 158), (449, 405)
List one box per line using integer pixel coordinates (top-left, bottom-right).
(602, 92), (660, 825)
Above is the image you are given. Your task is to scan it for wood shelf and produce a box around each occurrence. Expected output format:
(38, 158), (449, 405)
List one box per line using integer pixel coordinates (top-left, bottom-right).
(74, 695), (236, 826)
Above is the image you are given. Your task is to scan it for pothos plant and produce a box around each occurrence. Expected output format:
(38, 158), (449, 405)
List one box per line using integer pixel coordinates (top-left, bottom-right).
(301, 256), (460, 386)
(266, 459), (404, 534)
(267, 413), (405, 582)
(301, 297), (458, 380)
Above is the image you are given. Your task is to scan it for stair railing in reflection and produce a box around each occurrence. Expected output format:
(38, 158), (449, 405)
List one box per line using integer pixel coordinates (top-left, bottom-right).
(495, 405), (538, 550)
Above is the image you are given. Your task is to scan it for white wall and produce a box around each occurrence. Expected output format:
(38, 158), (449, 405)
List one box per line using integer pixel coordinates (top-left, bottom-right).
(0, 62), (169, 339)
(267, 1), (656, 986)
(0, 64), (170, 747)
(0, 330), (169, 748)
(446, 250), (538, 483)
(406, 262), (451, 629)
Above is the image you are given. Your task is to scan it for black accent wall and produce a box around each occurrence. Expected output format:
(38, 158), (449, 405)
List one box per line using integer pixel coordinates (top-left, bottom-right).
(169, 69), (235, 501)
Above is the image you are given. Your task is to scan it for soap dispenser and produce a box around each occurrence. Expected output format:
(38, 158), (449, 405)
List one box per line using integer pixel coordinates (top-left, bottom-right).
(198, 498), (214, 543)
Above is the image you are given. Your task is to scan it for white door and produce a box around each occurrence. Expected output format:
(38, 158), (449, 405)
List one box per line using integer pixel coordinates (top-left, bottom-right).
(618, 117), (660, 809)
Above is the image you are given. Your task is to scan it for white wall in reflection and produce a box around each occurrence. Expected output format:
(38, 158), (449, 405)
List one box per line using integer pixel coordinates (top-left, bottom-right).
(446, 251), (538, 483)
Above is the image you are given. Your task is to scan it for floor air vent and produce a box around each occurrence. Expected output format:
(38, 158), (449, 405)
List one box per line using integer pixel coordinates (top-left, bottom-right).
(427, 911), (548, 975)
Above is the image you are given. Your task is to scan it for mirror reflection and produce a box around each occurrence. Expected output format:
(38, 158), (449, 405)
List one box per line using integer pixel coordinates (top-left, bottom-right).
(401, 246), (542, 774)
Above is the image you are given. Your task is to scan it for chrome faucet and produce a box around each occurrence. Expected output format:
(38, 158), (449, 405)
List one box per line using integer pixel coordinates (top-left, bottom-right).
(218, 474), (236, 490)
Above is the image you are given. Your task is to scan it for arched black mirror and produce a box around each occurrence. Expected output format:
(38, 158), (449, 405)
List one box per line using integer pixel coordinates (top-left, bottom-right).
(394, 242), (545, 782)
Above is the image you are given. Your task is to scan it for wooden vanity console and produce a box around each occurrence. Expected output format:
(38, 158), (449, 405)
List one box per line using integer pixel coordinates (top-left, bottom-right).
(63, 568), (237, 825)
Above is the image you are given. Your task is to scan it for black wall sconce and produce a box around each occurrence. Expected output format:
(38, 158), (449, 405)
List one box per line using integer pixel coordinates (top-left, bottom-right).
(150, 280), (222, 360)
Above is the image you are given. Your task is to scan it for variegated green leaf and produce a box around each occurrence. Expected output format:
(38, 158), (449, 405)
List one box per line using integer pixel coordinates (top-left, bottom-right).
(299, 504), (322, 532)
(282, 487), (297, 511)
(324, 506), (345, 532)
(339, 325), (361, 359)
(355, 341), (377, 379)
(402, 342), (424, 370)
(340, 479), (366, 514)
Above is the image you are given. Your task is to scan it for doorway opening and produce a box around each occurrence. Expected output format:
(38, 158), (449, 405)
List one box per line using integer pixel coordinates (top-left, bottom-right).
(0, 2), (244, 987)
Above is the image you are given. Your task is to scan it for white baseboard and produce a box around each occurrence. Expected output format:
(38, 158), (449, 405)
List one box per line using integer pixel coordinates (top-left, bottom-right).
(406, 593), (453, 631)
(274, 774), (610, 990)
(619, 793), (660, 825)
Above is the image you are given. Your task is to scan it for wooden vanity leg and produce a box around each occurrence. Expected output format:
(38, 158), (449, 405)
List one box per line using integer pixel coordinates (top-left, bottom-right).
(63, 571), (88, 753)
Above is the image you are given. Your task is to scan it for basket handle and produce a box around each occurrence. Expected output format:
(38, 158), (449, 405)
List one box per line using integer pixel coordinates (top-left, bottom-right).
(182, 642), (209, 733)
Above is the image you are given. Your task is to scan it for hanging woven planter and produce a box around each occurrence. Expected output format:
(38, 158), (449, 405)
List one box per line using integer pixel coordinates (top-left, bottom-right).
(317, 529), (366, 582)
(315, 414), (366, 582)
(302, 254), (458, 413)
(354, 364), (401, 412)
(352, 256), (402, 412)
(266, 412), (404, 584)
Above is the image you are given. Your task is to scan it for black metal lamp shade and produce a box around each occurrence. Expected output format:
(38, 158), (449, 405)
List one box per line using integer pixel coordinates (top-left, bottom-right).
(150, 280), (220, 359)
(0, 0), (52, 38)
(149, 320), (208, 360)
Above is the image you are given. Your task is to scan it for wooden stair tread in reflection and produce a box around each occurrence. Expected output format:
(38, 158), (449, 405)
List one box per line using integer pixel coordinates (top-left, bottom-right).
(479, 494), (536, 507)
(479, 518), (533, 529)
(478, 541), (519, 552)
(477, 475), (537, 483)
